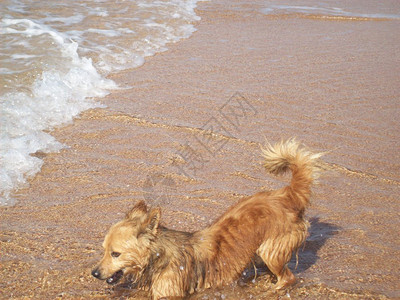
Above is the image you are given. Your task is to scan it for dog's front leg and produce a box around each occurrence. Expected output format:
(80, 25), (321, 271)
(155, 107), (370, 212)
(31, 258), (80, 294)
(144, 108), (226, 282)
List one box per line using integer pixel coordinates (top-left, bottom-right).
(151, 277), (186, 300)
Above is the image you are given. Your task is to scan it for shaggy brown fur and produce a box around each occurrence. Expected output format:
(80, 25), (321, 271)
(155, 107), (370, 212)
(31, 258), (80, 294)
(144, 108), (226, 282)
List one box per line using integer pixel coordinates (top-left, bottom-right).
(92, 139), (322, 299)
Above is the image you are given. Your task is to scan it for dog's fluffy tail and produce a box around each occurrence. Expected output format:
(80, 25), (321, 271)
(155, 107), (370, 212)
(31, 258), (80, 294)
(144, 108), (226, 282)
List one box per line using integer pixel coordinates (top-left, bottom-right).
(262, 138), (322, 210)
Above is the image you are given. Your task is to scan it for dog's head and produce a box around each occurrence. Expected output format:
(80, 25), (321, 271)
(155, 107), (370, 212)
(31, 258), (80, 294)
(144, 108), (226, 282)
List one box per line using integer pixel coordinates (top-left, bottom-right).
(91, 200), (161, 285)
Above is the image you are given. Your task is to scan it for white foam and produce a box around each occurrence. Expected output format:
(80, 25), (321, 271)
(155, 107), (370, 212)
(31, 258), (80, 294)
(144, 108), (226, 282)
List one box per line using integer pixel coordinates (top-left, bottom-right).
(40, 14), (86, 26)
(1, 0), (204, 205)
(261, 4), (400, 20)
(84, 0), (202, 73)
(2, 18), (65, 44)
(11, 54), (38, 59)
(0, 18), (116, 205)
(86, 28), (123, 37)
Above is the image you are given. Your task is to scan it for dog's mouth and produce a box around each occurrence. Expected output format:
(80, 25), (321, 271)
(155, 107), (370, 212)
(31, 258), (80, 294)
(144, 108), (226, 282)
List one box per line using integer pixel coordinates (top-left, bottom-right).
(106, 269), (124, 285)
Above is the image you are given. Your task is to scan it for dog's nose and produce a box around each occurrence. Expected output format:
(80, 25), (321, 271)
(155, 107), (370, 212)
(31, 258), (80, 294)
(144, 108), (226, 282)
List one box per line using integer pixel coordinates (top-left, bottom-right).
(92, 268), (101, 279)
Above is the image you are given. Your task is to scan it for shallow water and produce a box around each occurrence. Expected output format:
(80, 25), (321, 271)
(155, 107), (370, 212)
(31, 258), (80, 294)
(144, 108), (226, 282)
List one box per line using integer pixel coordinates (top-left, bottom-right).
(0, 0), (201, 205)
(260, 2), (400, 20)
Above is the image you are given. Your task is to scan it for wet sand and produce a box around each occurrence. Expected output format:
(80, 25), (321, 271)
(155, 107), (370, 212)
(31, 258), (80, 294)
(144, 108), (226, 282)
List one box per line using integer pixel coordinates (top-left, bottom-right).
(1, 0), (400, 299)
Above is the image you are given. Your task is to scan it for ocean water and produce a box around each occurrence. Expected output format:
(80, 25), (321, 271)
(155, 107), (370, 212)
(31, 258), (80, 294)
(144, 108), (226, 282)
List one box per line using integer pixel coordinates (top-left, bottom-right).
(0, 0), (202, 205)
(261, 1), (400, 20)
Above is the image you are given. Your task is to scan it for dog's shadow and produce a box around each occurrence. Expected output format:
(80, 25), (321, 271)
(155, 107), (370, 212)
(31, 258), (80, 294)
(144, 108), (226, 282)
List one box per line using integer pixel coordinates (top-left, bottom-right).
(241, 217), (340, 282)
(290, 217), (340, 273)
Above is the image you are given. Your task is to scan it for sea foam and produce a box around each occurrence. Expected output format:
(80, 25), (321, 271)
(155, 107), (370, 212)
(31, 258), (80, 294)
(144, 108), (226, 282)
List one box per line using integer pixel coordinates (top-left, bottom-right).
(1, 0), (203, 205)
(260, 4), (400, 20)
(1, 19), (116, 205)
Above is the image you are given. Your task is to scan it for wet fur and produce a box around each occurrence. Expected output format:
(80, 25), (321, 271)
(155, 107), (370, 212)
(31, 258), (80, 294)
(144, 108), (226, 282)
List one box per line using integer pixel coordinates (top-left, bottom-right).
(92, 139), (322, 299)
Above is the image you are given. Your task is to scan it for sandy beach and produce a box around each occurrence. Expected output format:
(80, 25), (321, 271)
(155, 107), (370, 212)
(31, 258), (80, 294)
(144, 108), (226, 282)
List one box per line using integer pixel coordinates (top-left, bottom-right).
(1, 0), (399, 299)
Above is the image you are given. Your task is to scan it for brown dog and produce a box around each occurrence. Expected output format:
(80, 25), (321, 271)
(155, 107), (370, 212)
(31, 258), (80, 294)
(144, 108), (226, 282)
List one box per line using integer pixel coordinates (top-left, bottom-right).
(92, 139), (322, 299)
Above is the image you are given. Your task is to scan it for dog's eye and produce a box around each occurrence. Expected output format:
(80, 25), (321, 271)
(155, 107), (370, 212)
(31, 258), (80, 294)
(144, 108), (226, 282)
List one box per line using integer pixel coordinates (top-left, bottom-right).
(111, 251), (121, 258)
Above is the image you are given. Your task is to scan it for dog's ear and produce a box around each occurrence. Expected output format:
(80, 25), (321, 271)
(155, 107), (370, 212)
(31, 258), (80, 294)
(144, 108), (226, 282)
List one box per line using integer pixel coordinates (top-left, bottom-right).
(126, 200), (148, 220)
(146, 207), (161, 233)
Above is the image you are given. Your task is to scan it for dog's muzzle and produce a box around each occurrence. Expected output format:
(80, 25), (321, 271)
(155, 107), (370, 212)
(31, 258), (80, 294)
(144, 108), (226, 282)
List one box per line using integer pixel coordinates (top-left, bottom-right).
(106, 270), (124, 284)
(91, 267), (124, 285)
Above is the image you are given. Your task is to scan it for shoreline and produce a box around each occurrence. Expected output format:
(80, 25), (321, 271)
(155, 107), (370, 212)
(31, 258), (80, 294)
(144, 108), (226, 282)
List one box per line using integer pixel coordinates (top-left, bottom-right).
(1, 0), (399, 298)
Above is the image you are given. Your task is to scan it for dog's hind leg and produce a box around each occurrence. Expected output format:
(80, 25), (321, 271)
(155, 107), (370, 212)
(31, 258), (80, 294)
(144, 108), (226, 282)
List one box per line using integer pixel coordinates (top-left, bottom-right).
(271, 264), (296, 289)
(256, 241), (296, 290)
